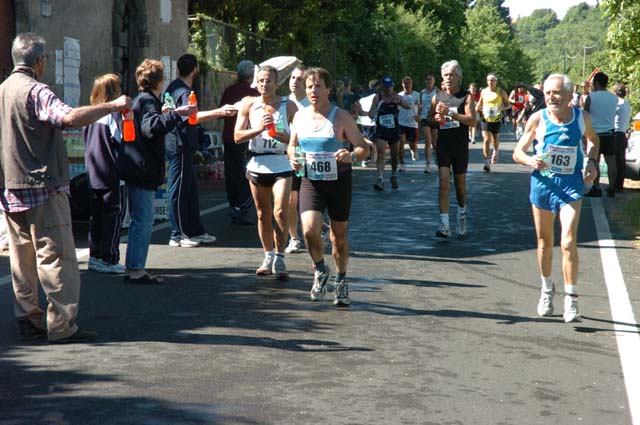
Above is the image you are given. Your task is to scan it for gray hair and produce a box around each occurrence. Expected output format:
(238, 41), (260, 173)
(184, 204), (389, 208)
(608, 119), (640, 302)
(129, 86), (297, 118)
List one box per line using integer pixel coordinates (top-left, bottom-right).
(237, 60), (255, 82)
(545, 73), (573, 93)
(441, 60), (462, 81)
(12, 33), (46, 68)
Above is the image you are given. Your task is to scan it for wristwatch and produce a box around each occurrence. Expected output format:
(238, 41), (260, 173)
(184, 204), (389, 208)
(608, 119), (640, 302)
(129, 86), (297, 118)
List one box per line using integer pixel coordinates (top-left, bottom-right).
(447, 110), (454, 118)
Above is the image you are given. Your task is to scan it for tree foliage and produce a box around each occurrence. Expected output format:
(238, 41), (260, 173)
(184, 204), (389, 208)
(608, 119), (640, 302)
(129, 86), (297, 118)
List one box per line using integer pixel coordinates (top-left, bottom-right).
(602, 0), (640, 111)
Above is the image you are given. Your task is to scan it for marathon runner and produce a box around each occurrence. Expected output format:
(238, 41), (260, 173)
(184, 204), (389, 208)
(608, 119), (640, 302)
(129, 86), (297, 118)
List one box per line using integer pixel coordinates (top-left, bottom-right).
(476, 74), (509, 172)
(287, 67), (369, 306)
(513, 73), (599, 323)
(419, 74), (439, 173)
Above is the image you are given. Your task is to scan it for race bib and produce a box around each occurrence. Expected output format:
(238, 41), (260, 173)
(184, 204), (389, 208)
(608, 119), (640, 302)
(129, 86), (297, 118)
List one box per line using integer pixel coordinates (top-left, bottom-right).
(305, 152), (338, 181)
(544, 145), (578, 175)
(378, 114), (396, 129)
(254, 136), (286, 154)
(440, 119), (460, 130)
(517, 95), (524, 103)
(484, 106), (499, 119)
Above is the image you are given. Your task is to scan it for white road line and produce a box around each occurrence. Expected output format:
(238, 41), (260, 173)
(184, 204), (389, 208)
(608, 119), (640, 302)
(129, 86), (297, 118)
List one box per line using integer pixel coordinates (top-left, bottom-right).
(0, 201), (229, 288)
(591, 198), (640, 425)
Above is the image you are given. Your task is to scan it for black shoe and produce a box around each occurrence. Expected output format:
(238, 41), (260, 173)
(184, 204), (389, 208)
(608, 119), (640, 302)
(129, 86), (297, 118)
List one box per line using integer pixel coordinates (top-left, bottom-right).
(606, 189), (615, 198)
(49, 329), (98, 344)
(584, 187), (602, 197)
(128, 274), (163, 284)
(18, 319), (47, 341)
(390, 175), (399, 189)
(231, 214), (254, 225)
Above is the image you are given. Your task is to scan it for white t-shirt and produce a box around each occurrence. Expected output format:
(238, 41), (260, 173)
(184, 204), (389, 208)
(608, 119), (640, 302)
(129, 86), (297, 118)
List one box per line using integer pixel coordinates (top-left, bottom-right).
(357, 92), (376, 127)
(398, 90), (419, 128)
(615, 97), (631, 133)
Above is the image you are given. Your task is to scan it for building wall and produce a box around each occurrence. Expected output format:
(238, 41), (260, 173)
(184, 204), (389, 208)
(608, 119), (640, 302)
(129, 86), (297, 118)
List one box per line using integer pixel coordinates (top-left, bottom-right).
(13, 0), (188, 103)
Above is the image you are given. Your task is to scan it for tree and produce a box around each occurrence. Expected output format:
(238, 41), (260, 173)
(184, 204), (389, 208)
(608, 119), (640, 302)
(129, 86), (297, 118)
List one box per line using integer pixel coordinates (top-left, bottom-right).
(461, 2), (533, 89)
(602, 0), (640, 111)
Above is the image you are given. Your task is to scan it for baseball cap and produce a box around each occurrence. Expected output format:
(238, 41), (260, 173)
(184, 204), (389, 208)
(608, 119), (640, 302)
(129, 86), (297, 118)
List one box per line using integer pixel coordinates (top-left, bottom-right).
(382, 76), (394, 86)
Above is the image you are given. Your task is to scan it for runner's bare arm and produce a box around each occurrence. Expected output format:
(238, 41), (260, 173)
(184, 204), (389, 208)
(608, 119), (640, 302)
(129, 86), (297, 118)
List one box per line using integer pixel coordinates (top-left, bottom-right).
(581, 110), (600, 183)
(234, 98), (262, 143)
(513, 112), (544, 169)
(335, 109), (369, 163)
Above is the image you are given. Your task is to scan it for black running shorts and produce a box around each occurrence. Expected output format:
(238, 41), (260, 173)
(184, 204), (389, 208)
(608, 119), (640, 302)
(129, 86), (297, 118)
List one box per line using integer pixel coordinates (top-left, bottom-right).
(246, 170), (293, 187)
(299, 172), (352, 222)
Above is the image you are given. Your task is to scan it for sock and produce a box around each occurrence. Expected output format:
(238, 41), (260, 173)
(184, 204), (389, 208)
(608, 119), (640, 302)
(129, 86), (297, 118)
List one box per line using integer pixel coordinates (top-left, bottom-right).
(315, 259), (326, 272)
(265, 251), (274, 259)
(458, 206), (466, 216)
(440, 214), (450, 227)
(377, 175), (383, 181)
(541, 276), (553, 293)
(336, 272), (346, 282)
(564, 284), (577, 296)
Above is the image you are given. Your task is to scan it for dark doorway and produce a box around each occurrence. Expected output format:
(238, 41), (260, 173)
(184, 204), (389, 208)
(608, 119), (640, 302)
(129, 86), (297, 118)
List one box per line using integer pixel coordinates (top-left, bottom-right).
(0, 0), (16, 81)
(112, 0), (148, 96)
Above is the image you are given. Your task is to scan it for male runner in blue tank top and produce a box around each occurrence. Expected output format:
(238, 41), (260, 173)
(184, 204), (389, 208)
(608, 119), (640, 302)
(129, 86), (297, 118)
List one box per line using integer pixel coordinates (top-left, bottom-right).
(288, 67), (370, 306)
(513, 73), (599, 323)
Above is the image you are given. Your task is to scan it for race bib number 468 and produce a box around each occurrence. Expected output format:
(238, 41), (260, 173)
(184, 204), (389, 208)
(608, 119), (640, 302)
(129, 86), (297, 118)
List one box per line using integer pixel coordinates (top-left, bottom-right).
(305, 152), (338, 181)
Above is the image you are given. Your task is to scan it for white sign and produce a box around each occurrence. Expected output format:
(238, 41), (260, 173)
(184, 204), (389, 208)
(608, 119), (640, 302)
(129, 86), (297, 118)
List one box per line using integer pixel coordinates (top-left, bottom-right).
(160, 0), (172, 23)
(63, 37), (81, 107)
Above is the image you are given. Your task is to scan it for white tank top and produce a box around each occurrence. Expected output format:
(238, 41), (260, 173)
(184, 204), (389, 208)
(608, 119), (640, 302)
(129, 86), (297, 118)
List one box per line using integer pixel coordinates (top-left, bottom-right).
(246, 96), (292, 174)
(588, 90), (617, 134)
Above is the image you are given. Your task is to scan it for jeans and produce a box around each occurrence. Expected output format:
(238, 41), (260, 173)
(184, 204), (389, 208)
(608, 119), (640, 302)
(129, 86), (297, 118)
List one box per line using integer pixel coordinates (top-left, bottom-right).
(125, 184), (155, 270)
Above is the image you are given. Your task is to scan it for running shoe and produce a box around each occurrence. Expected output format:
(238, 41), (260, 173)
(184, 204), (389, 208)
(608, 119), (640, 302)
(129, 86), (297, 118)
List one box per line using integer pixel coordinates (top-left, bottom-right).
(88, 257), (103, 271)
(272, 255), (289, 280)
(399, 163), (406, 172)
(483, 163), (491, 173)
(333, 278), (350, 306)
(563, 294), (581, 323)
(457, 212), (467, 237)
(310, 268), (330, 301)
(390, 175), (399, 189)
(256, 256), (274, 275)
(285, 237), (303, 254)
(491, 151), (499, 164)
(374, 178), (384, 191)
(537, 290), (554, 317)
(321, 223), (331, 244)
(411, 150), (419, 161)
(424, 161), (431, 174)
(435, 223), (451, 238)
(168, 237), (200, 248)
(99, 261), (126, 274)
(192, 233), (217, 244)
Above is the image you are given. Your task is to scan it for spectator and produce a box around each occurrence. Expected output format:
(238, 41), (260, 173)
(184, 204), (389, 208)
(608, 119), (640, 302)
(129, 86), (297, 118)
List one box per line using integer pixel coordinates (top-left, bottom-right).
(613, 83), (631, 193)
(0, 33), (131, 343)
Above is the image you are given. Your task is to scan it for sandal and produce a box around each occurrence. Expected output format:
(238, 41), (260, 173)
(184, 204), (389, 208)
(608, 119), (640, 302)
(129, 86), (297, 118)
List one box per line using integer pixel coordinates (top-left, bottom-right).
(128, 273), (164, 285)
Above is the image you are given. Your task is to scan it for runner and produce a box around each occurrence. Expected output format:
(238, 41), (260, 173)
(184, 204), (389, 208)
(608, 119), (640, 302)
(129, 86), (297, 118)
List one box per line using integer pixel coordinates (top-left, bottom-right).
(397, 76), (420, 170)
(429, 60), (476, 238)
(513, 73), (599, 323)
(285, 65), (310, 254)
(467, 82), (480, 144)
(234, 65), (297, 279)
(287, 67), (369, 306)
(509, 83), (527, 138)
(419, 74), (439, 173)
(356, 79), (379, 167)
(476, 73), (509, 172)
(369, 76), (409, 190)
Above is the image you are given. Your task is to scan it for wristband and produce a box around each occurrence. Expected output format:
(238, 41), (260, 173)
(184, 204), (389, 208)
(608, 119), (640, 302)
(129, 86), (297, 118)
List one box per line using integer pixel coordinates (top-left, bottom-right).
(351, 153), (357, 163)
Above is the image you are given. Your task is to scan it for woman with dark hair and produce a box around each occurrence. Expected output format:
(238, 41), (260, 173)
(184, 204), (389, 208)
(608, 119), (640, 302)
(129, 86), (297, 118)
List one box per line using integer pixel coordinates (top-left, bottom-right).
(83, 73), (128, 274)
(118, 59), (195, 283)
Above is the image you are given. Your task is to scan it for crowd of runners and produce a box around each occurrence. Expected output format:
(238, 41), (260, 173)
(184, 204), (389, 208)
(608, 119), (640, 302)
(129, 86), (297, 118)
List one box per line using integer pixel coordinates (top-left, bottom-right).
(2, 32), (633, 343)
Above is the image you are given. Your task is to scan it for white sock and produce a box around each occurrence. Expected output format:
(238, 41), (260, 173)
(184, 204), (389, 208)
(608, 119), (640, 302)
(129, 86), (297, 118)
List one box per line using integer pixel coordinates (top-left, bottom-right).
(440, 214), (450, 227)
(541, 276), (553, 293)
(458, 206), (466, 216)
(265, 251), (274, 259)
(564, 284), (577, 296)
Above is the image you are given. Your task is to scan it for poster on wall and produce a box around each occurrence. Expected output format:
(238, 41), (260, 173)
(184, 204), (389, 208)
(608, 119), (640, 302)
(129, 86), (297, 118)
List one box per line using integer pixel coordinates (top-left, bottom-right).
(63, 37), (81, 107)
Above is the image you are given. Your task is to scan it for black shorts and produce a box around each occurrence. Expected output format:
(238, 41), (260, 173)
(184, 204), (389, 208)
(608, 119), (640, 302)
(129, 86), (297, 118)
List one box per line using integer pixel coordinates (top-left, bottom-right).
(399, 125), (418, 143)
(375, 135), (400, 145)
(291, 174), (302, 191)
(436, 140), (469, 174)
(299, 172), (352, 222)
(598, 132), (616, 156)
(420, 118), (438, 129)
(246, 170), (293, 187)
(481, 120), (501, 134)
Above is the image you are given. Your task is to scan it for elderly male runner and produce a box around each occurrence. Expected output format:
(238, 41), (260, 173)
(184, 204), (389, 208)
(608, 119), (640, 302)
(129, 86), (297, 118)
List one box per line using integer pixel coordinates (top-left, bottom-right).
(429, 60), (476, 238)
(288, 67), (369, 306)
(513, 73), (598, 323)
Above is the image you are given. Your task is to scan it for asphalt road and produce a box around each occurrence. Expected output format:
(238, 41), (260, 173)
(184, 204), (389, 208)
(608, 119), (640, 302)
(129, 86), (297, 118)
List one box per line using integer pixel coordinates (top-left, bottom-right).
(1, 136), (639, 425)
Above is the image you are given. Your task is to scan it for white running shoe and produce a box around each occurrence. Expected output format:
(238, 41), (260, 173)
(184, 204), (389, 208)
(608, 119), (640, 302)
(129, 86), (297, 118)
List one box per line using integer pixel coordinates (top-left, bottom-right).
(256, 256), (274, 275)
(491, 151), (499, 164)
(537, 290), (554, 317)
(411, 150), (418, 161)
(89, 257), (125, 274)
(169, 237), (200, 248)
(457, 213), (467, 237)
(272, 255), (289, 280)
(192, 233), (216, 244)
(424, 161), (431, 174)
(333, 278), (350, 306)
(436, 223), (451, 238)
(374, 178), (385, 191)
(285, 237), (303, 254)
(399, 163), (406, 172)
(310, 268), (330, 301)
(88, 257), (103, 271)
(563, 294), (581, 323)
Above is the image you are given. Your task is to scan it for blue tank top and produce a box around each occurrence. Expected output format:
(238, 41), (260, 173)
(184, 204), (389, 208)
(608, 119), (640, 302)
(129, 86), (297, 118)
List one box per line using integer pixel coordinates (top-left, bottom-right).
(297, 106), (350, 177)
(534, 107), (585, 176)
